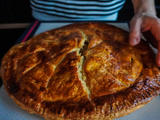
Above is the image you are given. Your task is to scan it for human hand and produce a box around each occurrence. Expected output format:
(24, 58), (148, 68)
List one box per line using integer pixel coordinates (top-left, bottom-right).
(129, 12), (160, 66)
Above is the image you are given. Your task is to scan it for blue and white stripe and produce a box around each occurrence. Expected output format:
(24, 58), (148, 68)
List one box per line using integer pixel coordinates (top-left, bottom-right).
(30, 0), (126, 21)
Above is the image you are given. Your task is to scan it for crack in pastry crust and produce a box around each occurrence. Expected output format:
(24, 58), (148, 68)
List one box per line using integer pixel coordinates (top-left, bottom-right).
(1, 22), (160, 120)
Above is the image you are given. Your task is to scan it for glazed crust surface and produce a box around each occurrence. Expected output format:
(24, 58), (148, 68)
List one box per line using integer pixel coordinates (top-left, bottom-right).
(1, 22), (160, 120)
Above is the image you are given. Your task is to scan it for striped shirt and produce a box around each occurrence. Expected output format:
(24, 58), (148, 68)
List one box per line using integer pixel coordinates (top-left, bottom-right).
(30, 0), (126, 21)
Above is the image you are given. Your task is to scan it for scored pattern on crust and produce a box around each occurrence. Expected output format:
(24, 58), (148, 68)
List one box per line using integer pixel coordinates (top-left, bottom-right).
(1, 22), (160, 120)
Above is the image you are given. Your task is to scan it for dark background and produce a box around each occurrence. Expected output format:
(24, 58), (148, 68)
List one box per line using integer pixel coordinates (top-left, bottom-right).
(0, 0), (160, 87)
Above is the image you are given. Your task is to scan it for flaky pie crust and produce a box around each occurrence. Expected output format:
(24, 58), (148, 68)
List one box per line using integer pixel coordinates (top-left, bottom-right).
(1, 22), (160, 120)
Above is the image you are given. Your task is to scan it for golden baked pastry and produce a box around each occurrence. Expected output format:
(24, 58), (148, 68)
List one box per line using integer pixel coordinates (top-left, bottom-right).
(1, 22), (160, 120)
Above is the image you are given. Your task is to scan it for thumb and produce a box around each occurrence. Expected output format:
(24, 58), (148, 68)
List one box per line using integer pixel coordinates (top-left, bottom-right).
(129, 18), (142, 46)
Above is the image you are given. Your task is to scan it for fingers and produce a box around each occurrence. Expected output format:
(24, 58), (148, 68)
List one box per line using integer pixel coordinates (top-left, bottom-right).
(149, 18), (160, 42)
(156, 43), (160, 67)
(129, 17), (142, 46)
(129, 14), (160, 67)
(143, 17), (160, 66)
(142, 31), (159, 48)
(156, 53), (160, 67)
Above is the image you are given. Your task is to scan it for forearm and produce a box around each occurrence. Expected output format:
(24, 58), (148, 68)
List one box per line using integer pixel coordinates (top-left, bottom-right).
(131, 0), (156, 15)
